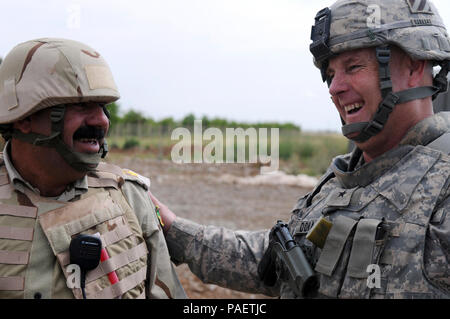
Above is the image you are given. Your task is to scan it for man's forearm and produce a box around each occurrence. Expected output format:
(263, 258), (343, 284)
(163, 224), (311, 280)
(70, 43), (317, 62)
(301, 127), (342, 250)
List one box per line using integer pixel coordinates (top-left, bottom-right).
(166, 217), (279, 296)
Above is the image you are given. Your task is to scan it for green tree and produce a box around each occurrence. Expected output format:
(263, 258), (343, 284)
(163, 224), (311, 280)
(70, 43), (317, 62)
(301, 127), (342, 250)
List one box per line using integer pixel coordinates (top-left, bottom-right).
(201, 115), (210, 127)
(159, 117), (176, 133)
(106, 102), (121, 127)
(122, 109), (147, 123)
(181, 113), (196, 127)
(210, 117), (228, 127)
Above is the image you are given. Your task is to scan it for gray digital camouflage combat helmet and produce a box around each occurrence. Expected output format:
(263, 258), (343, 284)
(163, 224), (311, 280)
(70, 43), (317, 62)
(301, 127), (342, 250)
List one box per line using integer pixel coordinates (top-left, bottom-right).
(310, 0), (450, 142)
(0, 38), (120, 171)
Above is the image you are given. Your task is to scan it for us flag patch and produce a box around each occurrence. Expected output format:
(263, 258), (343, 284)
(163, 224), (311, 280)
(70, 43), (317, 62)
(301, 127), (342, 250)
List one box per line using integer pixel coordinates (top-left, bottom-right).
(406, 0), (434, 14)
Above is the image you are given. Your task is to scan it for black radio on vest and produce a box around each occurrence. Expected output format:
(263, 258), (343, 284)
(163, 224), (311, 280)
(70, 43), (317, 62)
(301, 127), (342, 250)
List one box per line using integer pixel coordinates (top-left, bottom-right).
(69, 234), (102, 299)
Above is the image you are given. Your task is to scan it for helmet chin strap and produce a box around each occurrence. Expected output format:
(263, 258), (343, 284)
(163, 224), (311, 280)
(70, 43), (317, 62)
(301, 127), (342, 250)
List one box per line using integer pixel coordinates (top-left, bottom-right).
(11, 104), (109, 172)
(341, 45), (446, 143)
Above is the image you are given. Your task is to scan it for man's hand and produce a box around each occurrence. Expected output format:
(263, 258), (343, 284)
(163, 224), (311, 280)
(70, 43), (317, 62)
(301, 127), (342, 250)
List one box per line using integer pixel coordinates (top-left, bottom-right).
(148, 191), (176, 234)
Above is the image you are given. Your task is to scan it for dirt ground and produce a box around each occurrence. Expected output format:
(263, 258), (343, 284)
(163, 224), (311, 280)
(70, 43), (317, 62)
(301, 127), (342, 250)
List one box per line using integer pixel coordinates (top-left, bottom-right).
(110, 153), (313, 299)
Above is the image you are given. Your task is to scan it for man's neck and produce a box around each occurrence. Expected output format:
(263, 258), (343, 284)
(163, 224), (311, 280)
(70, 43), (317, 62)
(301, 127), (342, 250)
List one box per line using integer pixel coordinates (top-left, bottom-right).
(359, 105), (434, 163)
(9, 140), (84, 197)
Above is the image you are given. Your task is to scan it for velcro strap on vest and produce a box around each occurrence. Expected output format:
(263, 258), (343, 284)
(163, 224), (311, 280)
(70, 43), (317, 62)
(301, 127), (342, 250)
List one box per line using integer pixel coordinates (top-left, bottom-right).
(85, 266), (147, 299)
(0, 226), (34, 241)
(0, 250), (30, 264)
(0, 277), (24, 291)
(86, 242), (148, 283)
(0, 204), (37, 218)
(347, 219), (382, 278)
(101, 225), (134, 248)
(315, 216), (358, 276)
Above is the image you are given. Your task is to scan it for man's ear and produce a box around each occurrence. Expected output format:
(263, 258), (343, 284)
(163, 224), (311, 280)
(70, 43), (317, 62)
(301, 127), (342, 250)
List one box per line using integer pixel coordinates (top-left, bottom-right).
(408, 58), (429, 87)
(13, 116), (32, 133)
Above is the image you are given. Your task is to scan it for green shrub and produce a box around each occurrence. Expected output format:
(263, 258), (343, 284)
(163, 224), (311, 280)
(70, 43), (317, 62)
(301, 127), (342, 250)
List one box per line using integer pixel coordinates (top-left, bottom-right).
(298, 142), (315, 159)
(279, 141), (294, 161)
(122, 137), (140, 150)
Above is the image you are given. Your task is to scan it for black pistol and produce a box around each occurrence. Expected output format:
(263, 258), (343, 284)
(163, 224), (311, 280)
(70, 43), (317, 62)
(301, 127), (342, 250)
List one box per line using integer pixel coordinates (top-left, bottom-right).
(258, 220), (319, 298)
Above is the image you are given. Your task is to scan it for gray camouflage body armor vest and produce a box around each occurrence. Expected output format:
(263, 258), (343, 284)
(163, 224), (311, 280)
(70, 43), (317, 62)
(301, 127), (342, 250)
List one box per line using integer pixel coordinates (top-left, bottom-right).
(285, 118), (450, 298)
(0, 158), (184, 299)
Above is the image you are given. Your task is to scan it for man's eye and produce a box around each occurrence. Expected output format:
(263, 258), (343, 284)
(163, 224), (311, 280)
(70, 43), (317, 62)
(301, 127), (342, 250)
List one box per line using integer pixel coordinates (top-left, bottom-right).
(348, 65), (362, 72)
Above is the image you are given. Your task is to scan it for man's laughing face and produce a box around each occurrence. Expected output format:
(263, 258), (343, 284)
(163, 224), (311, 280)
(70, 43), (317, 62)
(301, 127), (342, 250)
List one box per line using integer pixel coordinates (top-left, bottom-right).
(62, 102), (109, 155)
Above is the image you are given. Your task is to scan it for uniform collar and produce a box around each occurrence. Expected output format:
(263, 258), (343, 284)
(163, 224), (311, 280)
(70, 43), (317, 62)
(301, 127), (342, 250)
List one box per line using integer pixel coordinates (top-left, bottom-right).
(2, 141), (88, 201)
(331, 112), (450, 188)
(399, 112), (450, 148)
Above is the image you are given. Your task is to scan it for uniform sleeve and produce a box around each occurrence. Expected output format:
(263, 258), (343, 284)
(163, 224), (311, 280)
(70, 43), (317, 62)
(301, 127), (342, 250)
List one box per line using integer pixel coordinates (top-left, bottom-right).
(120, 180), (187, 299)
(166, 217), (280, 296)
(424, 193), (450, 294)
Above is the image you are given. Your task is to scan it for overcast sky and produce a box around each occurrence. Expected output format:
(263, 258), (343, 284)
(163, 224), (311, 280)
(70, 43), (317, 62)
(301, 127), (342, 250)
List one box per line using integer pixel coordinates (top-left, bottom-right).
(1, 0), (450, 131)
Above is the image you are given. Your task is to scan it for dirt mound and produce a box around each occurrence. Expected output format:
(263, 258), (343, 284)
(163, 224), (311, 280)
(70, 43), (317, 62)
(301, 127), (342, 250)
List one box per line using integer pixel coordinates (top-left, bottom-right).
(218, 170), (318, 188)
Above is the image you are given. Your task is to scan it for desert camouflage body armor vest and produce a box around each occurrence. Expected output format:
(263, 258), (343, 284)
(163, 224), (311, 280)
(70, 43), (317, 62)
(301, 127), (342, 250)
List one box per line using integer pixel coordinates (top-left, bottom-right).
(286, 136), (450, 298)
(0, 158), (181, 299)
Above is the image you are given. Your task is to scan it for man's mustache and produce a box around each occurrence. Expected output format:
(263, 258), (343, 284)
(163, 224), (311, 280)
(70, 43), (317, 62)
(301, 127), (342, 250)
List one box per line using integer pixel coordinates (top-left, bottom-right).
(73, 126), (105, 140)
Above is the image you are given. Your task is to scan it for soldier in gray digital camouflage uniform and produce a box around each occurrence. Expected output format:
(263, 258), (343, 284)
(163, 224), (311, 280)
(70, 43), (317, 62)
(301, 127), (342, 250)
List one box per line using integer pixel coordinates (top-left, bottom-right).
(152, 0), (450, 298)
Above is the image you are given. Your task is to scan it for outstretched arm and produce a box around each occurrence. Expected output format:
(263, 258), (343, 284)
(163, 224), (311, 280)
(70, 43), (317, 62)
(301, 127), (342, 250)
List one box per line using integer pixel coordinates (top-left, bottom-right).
(148, 191), (280, 296)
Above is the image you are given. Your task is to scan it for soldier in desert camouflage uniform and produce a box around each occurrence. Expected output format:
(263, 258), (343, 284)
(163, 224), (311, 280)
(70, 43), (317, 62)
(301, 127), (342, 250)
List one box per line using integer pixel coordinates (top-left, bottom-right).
(0, 38), (186, 299)
(152, 0), (450, 298)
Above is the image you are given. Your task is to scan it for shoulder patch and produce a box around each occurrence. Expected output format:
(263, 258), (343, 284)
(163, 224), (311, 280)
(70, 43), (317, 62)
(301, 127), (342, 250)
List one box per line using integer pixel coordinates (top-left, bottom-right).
(154, 205), (165, 228)
(123, 169), (151, 190)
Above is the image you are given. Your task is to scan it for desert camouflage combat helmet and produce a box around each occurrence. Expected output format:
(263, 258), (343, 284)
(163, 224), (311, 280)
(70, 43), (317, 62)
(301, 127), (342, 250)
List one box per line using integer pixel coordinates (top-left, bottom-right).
(310, 0), (450, 142)
(0, 38), (120, 171)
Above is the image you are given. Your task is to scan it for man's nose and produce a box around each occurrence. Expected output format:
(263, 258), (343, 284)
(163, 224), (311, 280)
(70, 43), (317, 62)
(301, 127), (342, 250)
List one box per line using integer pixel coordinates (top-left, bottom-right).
(328, 72), (349, 98)
(85, 105), (110, 129)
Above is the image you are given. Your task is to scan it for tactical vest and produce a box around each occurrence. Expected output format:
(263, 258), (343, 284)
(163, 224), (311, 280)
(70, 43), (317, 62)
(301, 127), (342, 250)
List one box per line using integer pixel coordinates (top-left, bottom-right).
(0, 160), (166, 299)
(287, 145), (450, 299)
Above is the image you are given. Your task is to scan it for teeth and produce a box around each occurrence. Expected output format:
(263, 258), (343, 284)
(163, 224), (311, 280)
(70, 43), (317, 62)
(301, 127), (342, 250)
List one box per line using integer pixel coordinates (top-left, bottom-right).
(78, 138), (97, 144)
(344, 102), (364, 113)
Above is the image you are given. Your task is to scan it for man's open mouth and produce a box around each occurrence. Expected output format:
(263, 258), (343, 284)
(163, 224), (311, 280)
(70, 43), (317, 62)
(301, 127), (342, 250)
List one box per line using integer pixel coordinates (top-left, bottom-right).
(72, 126), (105, 152)
(76, 138), (100, 145)
(344, 102), (364, 115)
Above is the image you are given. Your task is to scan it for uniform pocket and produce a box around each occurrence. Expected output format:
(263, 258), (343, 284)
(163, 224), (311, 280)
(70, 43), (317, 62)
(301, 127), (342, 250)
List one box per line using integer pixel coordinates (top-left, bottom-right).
(39, 191), (148, 299)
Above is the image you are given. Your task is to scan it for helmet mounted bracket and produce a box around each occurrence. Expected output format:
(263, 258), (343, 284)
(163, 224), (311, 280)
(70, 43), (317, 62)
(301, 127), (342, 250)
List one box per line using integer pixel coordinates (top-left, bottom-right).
(310, 7), (333, 82)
